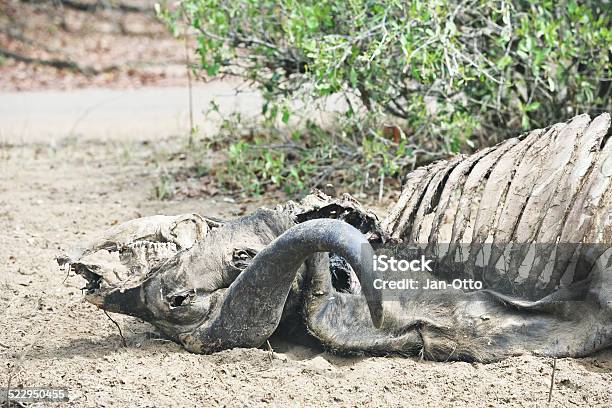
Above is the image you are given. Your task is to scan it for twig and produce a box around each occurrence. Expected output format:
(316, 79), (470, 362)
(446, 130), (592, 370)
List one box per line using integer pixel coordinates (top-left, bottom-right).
(23, 0), (152, 14)
(103, 310), (127, 347)
(0, 27), (60, 55)
(3, 399), (27, 408)
(547, 357), (556, 403)
(0, 46), (117, 76)
(311, 164), (339, 188)
(266, 340), (275, 363)
(184, 30), (194, 146)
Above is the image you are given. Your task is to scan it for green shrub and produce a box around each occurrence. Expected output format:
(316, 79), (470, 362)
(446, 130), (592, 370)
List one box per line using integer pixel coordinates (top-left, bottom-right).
(159, 0), (610, 197)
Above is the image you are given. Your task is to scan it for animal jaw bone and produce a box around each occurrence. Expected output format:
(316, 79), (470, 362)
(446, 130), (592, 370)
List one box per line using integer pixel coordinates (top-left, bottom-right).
(57, 213), (216, 310)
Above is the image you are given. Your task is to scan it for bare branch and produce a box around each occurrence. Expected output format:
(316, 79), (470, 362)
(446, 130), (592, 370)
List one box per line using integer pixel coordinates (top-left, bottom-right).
(0, 46), (118, 75)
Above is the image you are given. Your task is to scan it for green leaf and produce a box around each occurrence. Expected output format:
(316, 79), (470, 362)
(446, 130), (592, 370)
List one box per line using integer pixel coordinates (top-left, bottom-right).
(306, 16), (319, 30)
(281, 106), (291, 124)
(349, 68), (358, 87)
(522, 114), (530, 129)
(497, 55), (512, 68)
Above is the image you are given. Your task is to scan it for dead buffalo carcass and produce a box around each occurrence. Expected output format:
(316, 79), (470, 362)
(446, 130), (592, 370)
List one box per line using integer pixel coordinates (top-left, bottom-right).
(58, 113), (612, 362)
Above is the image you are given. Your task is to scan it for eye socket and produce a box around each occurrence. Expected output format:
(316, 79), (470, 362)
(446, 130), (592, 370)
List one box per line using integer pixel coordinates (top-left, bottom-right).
(168, 290), (194, 308)
(330, 253), (361, 294)
(231, 248), (258, 270)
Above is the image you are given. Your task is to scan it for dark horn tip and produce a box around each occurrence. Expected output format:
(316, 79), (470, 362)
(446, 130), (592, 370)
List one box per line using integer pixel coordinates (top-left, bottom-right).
(371, 308), (384, 329)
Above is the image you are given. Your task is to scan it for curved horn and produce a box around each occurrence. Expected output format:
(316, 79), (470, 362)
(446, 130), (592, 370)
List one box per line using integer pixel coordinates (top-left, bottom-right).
(189, 219), (384, 352)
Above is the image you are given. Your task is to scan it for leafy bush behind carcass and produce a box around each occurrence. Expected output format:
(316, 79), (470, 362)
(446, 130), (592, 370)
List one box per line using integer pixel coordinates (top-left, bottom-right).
(159, 0), (610, 197)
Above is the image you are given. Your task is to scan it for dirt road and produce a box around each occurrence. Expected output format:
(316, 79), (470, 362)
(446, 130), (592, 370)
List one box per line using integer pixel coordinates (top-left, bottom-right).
(0, 89), (610, 407)
(0, 83), (262, 144)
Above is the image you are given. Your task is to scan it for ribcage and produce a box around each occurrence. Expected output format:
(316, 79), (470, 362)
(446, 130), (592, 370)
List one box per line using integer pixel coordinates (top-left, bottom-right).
(382, 113), (612, 298)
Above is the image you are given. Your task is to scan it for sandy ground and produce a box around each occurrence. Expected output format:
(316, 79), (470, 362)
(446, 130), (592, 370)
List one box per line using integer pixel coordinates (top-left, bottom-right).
(0, 101), (611, 407)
